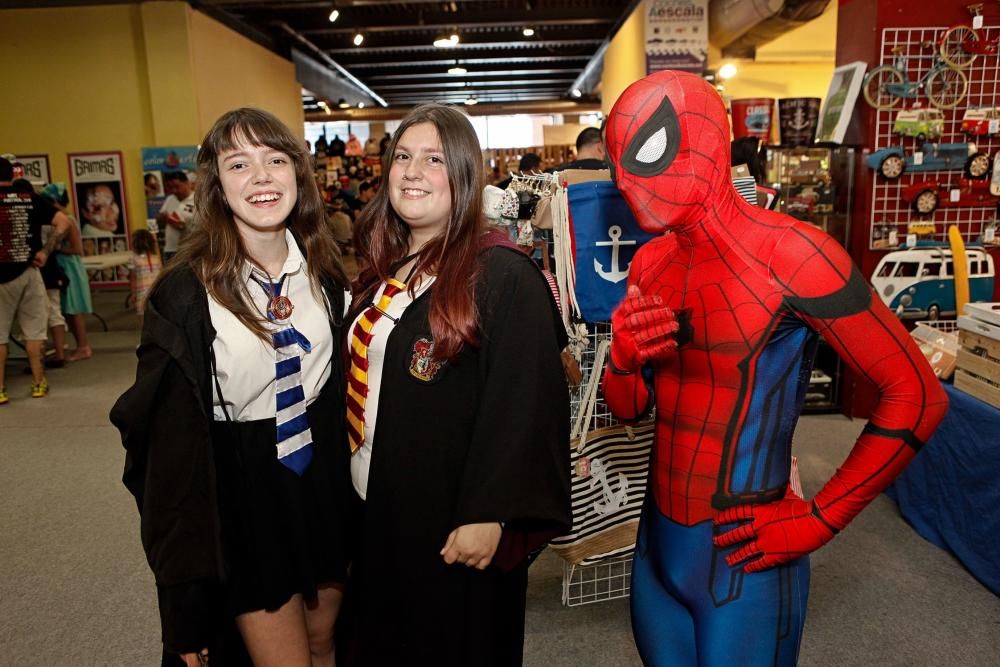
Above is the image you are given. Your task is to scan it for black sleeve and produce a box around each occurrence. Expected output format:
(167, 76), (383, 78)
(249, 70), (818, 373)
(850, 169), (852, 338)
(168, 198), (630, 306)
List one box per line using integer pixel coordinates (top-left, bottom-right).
(110, 294), (224, 653)
(452, 251), (572, 568)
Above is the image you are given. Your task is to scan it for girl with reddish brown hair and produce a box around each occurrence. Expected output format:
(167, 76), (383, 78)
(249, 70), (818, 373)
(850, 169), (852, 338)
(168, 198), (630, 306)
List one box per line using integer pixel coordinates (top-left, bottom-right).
(345, 103), (571, 665)
(112, 108), (352, 667)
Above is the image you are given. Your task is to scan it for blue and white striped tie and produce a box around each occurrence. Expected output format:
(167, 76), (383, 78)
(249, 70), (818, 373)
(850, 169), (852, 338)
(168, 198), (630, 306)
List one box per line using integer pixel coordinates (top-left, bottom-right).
(273, 326), (314, 475)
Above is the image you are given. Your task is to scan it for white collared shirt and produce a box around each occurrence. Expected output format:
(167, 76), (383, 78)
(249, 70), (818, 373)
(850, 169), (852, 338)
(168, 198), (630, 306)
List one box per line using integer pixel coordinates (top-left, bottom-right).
(160, 192), (196, 252)
(208, 228), (335, 422)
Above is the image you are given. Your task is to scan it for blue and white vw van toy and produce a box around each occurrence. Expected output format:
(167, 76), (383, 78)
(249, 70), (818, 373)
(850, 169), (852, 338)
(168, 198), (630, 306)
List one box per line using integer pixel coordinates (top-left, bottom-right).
(871, 246), (995, 319)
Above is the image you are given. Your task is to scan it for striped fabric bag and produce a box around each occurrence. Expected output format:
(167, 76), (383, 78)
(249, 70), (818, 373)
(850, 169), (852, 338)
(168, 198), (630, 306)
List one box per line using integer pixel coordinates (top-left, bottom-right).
(549, 340), (654, 566)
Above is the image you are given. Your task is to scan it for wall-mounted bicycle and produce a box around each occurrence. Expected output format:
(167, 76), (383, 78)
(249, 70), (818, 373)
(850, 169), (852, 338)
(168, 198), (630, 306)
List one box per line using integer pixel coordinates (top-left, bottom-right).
(863, 45), (969, 110)
(939, 3), (1000, 68)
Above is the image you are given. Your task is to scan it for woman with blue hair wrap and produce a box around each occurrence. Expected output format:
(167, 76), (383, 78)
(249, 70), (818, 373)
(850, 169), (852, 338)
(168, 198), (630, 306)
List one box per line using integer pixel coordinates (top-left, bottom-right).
(39, 183), (93, 361)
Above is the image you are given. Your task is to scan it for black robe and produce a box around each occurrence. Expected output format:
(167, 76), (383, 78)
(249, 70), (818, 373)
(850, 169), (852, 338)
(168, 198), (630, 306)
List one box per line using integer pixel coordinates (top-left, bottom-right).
(110, 264), (346, 661)
(349, 246), (571, 666)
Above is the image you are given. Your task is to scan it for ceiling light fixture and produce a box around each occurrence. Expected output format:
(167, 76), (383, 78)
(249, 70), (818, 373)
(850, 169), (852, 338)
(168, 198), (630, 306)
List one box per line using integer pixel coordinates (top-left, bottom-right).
(464, 96), (478, 105)
(338, 98), (350, 109)
(522, 27), (535, 37)
(718, 63), (737, 80)
(571, 88), (582, 98)
(328, 8), (339, 22)
(448, 66), (467, 75)
(353, 33), (364, 46)
(358, 102), (365, 109)
(434, 33), (460, 48)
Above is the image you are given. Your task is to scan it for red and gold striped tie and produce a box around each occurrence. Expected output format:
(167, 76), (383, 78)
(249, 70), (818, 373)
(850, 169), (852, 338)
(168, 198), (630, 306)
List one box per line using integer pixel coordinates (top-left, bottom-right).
(347, 278), (406, 454)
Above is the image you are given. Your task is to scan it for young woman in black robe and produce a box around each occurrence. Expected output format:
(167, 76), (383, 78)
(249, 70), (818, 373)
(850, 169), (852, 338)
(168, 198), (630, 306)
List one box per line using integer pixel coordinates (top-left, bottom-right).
(345, 103), (571, 665)
(111, 108), (351, 666)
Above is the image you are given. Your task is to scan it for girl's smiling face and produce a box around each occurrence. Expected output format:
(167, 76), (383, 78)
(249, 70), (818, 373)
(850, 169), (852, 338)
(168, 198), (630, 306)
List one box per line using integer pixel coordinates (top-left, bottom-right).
(388, 122), (452, 246)
(218, 137), (298, 234)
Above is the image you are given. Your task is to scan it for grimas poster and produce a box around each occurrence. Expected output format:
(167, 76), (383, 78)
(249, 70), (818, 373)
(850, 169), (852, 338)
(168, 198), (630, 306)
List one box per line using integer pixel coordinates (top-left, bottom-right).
(68, 151), (130, 285)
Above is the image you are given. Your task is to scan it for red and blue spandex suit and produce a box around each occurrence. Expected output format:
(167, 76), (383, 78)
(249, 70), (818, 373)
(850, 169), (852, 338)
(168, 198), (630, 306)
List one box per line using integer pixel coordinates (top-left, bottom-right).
(601, 71), (948, 666)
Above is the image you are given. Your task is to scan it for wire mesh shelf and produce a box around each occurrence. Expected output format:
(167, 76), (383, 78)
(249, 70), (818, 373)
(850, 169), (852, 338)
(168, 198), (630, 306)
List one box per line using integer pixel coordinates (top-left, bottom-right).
(869, 25), (1000, 250)
(558, 319), (638, 606)
(561, 553), (633, 607)
(915, 318), (960, 333)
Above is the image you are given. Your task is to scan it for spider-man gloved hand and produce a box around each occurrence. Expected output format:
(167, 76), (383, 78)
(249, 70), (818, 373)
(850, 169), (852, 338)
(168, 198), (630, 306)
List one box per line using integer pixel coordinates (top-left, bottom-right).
(712, 485), (837, 573)
(609, 285), (680, 373)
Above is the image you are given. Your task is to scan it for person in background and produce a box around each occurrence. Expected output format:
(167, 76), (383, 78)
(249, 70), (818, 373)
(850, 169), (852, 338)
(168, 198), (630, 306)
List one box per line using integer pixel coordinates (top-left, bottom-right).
(111, 108), (353, 667)
(156, 171), (196, 262)
(346, 102), (571, 665)
(39, 183), (94, 362)
(128, 228), (162, 327)
(0, 158), (72, 403)
(346, 180), (376, 220)
(547, 126), (607, 172)
(13, 179), (67, 369)
(495, 153), (543, 190)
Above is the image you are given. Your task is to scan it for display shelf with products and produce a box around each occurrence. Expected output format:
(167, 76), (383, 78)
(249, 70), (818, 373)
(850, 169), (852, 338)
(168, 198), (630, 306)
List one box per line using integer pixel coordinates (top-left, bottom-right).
(866, 24), (1000, 250)
(767, 145), (855, 243)
(767, 145), (855, 412)
(484, 145), (574, 182)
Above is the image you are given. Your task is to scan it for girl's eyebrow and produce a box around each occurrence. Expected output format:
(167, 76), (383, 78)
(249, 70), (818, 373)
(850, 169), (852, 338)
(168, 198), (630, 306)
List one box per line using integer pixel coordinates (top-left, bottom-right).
(395, 143), (443, 154)
(221, 151), (250, 162)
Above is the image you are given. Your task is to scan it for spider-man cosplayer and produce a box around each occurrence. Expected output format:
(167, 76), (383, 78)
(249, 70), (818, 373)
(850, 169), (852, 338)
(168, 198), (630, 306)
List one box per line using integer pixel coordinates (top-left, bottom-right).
(601, 71), (948, 666)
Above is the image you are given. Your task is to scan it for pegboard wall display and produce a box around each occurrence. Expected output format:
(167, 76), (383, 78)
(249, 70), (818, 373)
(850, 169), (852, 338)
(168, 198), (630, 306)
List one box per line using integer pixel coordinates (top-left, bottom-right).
(867, 25), (1000, 250)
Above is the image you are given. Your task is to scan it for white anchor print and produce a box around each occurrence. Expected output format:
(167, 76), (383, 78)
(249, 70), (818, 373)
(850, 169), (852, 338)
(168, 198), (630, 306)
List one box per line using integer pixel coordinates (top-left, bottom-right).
(594, 225), (637, 284)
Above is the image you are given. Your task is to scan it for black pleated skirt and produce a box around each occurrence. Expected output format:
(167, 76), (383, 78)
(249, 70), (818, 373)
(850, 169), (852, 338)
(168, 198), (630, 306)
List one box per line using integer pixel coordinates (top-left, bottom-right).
(210, 383), (350, 617)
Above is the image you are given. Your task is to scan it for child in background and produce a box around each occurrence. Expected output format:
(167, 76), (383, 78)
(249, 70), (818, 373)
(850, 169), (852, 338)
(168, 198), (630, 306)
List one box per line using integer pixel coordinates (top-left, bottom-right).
(129, 229), (162, 324)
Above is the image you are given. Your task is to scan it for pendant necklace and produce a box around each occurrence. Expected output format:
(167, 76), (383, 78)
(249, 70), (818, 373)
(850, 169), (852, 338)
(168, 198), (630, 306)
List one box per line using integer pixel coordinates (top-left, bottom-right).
(253, 272), (294, 321)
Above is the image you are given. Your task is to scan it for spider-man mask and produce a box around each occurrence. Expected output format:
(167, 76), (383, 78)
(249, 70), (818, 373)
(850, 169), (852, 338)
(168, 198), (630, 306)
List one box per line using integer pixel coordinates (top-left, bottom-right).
(604, 70), (732, 233)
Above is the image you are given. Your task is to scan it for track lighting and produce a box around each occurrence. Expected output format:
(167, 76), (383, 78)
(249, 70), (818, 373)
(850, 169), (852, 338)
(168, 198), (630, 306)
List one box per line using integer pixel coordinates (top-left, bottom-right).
(434, 34), (460, 48)
(353, 33), (364, 46)
(522, 27), (535, 37)
(328, 8), (339, 22)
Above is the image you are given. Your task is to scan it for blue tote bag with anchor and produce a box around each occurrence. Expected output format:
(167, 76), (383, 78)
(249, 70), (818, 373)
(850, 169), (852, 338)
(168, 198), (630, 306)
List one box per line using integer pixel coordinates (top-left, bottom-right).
(567, 180), (658, 322)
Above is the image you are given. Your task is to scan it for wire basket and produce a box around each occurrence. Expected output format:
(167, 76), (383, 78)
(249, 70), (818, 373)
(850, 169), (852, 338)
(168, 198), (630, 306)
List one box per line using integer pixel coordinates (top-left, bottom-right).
(561, 553), (633, 607)
(915, 319), (959, 334)
(559, 319), (637, 607)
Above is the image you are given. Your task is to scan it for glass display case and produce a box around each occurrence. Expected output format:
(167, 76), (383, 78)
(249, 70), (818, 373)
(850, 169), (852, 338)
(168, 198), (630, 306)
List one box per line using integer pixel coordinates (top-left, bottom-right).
(766, 145), (856, 412)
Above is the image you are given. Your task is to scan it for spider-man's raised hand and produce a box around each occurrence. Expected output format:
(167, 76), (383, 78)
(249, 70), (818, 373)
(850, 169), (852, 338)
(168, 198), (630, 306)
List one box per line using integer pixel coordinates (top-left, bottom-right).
(609, 285), (679, 372)
(713, 485), (835, 573)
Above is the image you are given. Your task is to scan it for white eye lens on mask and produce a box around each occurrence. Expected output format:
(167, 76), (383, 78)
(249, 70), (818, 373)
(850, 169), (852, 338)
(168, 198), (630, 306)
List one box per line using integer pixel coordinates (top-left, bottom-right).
(635, 128), (667, 164)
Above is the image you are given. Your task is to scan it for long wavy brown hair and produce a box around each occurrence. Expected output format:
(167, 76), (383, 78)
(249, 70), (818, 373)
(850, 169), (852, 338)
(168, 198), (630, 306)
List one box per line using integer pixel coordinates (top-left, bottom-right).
(353, 103), (487, 361)
(161, 108), (349, 341)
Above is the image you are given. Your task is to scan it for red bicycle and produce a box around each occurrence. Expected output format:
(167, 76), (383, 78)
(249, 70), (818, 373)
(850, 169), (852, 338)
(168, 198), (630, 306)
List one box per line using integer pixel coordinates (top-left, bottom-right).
(939, 3), (1000, 68)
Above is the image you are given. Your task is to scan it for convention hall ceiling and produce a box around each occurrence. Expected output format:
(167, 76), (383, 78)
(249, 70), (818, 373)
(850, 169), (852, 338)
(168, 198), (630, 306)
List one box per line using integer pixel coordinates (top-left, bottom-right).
(194, 0), (639, 114)
(16, 0), (638, 116)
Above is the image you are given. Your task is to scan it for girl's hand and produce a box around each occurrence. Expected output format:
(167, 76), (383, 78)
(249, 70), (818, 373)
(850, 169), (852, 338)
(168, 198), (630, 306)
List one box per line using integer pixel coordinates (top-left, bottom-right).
(440, 522), (503, 570)
(179, 649), (209, 666)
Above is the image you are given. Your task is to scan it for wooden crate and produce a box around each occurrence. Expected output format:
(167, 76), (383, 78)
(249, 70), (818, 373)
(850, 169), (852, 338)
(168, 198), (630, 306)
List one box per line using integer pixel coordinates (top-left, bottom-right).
(955, 330), (1000, 409)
